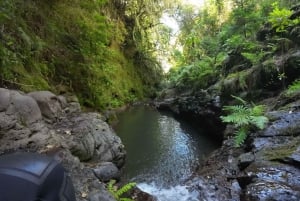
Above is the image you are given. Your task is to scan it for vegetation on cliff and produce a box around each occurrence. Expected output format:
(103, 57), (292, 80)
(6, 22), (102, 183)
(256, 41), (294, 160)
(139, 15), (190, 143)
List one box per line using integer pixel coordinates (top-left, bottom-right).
(159, 0), (299, 146)
(166, 0), (299, 95)
(0, 0), (174, 109)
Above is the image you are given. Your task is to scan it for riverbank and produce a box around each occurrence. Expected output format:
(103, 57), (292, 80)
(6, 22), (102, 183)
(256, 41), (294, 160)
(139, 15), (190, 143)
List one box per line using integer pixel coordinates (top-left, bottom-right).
(0, 88), (129, 201)
(114, 105), (219, 200)
(155, 80), (300, 201)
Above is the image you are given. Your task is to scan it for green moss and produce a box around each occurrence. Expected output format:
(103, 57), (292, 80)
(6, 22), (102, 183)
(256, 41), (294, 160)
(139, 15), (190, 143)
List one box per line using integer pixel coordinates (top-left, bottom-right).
(263, 137), (300, 161)
(0, 0), (161, 110)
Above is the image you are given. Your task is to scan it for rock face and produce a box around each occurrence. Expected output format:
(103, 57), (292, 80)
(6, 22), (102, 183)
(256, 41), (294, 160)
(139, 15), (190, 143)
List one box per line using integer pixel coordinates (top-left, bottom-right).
(185, 102), (300, 201)
(93, 162), (121, 182)
(155, 90), (225, 142)
(54, 113), (125, 166)
(157, 79), (300, 201)
(0, 88), (127, 201)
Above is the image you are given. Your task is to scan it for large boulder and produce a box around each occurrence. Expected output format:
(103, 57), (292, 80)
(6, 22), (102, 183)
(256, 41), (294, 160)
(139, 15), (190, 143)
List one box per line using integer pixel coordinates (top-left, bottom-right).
(0, 88), (127, 201)
(28, 91), (63, 121)
(54, 112), (126, 167)
(93, 162), (121, 182)
(4, 89), (42, 125)
(0, 88), (10, 112)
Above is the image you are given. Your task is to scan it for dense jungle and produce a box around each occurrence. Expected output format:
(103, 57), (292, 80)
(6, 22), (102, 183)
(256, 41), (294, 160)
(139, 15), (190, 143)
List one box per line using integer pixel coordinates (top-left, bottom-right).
(0, 0), (300, 200)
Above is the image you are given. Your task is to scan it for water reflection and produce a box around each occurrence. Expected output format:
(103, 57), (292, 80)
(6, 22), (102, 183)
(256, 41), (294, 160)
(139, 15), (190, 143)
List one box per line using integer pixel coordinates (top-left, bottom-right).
(115, 106), (218, 187)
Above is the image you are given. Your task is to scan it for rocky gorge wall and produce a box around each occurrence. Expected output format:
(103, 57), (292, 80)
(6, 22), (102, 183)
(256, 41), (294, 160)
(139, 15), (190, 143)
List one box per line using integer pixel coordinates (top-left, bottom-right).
(155, 75), (300, 201)
(154, 5), (300, 200)
(0, 88), (128, 201)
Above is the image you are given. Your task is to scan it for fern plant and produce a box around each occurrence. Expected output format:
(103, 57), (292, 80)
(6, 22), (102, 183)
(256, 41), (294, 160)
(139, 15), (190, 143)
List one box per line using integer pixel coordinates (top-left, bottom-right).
(220, 96), (269, 147)
(285, 79), (300, 97)
(107, 180), (137, 201)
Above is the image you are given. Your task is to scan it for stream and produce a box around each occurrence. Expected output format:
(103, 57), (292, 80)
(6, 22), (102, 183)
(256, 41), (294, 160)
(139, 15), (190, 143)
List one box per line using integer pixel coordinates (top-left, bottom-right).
(114, 106), (219, 201)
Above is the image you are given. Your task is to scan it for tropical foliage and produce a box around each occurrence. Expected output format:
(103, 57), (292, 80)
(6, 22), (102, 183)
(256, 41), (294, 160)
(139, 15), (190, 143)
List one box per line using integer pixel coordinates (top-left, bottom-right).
(286, 79), (300, 96)
(107, 180), (136, 201)
(268, 2), (300, 32)
(0, 0), (172, 109)
(221, 96), (269, 147)
(166, 0), (299, 91)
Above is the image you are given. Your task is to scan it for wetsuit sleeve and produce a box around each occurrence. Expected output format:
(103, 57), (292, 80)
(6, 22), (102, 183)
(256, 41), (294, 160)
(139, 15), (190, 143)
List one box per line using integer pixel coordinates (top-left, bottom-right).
(0, 152), (76, 201)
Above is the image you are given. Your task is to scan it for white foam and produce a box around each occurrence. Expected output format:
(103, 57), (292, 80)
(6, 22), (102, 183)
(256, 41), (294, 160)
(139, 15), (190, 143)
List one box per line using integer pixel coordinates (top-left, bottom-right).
(137, 182), (199, 201)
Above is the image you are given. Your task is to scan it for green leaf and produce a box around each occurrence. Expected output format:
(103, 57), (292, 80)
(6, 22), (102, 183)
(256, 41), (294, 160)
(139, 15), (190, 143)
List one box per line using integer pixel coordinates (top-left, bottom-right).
(116, 182), (137, 198)
(234, 127), (248, 147)
(250, 116), (268, 130)
(221, 96), (269, 147)
(250, 105), (266, 116)
(231, 95), (247, 105)
(120, 198), (135, 201)
(221, 105), (251, 126)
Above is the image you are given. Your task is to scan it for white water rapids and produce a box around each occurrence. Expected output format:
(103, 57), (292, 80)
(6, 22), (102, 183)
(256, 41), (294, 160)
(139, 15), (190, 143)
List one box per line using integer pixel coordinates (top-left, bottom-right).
(137, 182), (199, 201)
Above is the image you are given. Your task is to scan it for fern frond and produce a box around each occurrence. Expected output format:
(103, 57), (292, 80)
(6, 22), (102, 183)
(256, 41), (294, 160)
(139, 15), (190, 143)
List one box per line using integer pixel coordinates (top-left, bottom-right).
(116, 182), (136, 198)
(221, 96), (269, 147)
(120, 198), (135, 201)
(108, 180), (117, 194)
(250, 116), (268, 130)
(222, 105), (248, 113)
(231, 95), (247, 105)
(221, 105), (250, 126)
(250, 105), (266, 116)
(234, 127), (248, 147)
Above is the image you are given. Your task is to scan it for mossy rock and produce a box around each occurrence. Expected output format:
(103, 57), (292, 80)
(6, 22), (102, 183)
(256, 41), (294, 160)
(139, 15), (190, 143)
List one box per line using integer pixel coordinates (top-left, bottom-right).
(221, 66), (265, 101)
(263, 136), (300, 161)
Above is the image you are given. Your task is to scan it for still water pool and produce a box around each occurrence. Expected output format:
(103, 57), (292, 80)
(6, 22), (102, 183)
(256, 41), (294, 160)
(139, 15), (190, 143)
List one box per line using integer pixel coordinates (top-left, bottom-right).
(114, 106), (218, 200)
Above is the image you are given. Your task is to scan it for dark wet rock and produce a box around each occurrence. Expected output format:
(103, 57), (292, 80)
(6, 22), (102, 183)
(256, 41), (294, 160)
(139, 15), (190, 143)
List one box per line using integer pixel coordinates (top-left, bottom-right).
(257, 136), (300, 167)
(238, 152), (255, 170)
(259, 111), (300, 137)
(251, 136), (293, 151)
(290, 4), (300, 20)
(93, 162), (121, 182)
(220, 66), (265, 100)
(131, 187), (158, 201)
(284, 50), (300, 84)
(243, 180), (300, 201)
(156, 90), (224, 141)
(288, 145), (300, 165)
(222, 50), (252, 76)
(88, 189), (116, 201)
(189, 139), (243, 200)
(256, 23), (273, 41)
(291, 26), (300, 45)
(244, 163), (300, 187)
(190, 94), (300, 201)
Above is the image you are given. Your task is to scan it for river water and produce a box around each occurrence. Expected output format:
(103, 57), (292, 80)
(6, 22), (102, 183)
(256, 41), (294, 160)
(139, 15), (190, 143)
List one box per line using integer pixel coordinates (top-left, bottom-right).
(114, 106), (219, 200)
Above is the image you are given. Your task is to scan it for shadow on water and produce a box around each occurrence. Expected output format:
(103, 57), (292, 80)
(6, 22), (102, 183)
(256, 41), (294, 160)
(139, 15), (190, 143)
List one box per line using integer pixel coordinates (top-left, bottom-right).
(114, 105), (219, 189)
